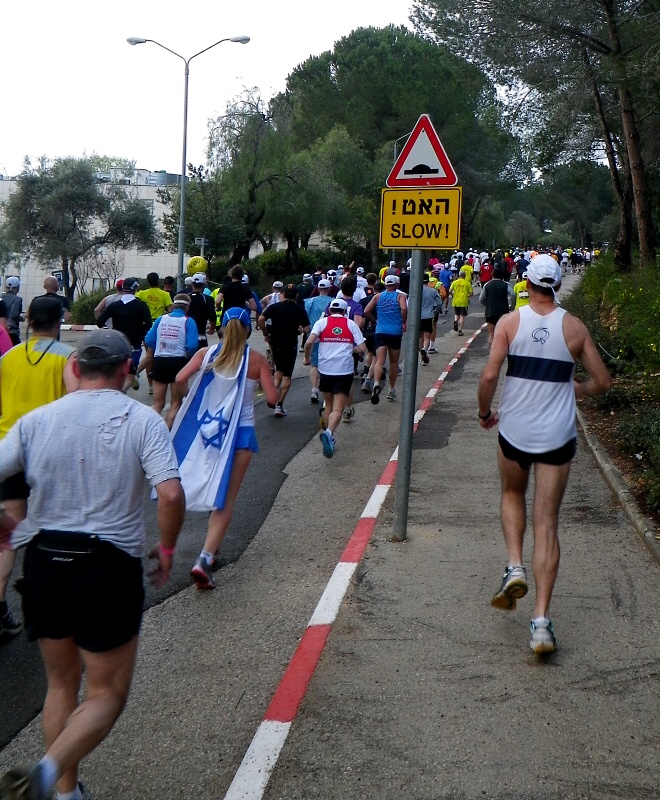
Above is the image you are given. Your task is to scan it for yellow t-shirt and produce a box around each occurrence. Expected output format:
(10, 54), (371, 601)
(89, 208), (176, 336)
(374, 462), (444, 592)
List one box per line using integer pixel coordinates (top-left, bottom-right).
(513, 280), (530, 308)
(0, 337), (74, 440)
(451, 278), (472, 307)
(461, 265), (473, 284)
(136, 287), (172, 321)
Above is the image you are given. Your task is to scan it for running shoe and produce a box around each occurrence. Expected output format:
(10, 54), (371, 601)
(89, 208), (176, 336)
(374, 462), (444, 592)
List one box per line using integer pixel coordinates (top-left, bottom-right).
(319, 430), (335, 459)
(0, 604), (22, 637)
(428, 345), (437, 353)
(387, 388), (396, 401)
(361, 377), (373, 393)
(490, 565), (528, 610)
(191, 558), (215, 590)
(420, 348), (429, 365)
(310, 388), (320, 404)
(273, 404), (287, 417)
(132, 377), (140, 390)
(371, 384), (381, 405)
(457, 330), (464, 336)
(453, 320), (458, 331)
(0, 762), (46, 800)
(342, 406), (355, 423)
(529, 618), (557, 654)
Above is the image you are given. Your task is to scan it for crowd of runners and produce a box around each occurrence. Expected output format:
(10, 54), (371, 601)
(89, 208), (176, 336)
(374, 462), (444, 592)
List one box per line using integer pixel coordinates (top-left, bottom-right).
(0, 243), (611, 799)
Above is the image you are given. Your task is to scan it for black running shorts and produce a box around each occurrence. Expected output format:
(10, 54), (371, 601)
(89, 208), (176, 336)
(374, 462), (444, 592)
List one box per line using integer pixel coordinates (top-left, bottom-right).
(498, 434), (577, 471)
(150, 355), (188, 385)
(0, 472), (30, 501)
(374, 333), (402, 351)
(23, 532), (144, 652)
(319, 373), (353, 397)
(271, 345), (297, 378)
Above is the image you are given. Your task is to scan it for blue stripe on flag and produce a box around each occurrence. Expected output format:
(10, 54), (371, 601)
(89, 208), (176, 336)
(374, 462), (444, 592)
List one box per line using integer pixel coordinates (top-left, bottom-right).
(212, 348), (248, 509)
(172, 348), (221, 464)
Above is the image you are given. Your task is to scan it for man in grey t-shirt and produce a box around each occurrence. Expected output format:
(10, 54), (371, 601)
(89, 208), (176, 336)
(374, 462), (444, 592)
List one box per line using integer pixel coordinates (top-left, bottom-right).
(419, 274), (440, 364)
(0, 329), (185, 800)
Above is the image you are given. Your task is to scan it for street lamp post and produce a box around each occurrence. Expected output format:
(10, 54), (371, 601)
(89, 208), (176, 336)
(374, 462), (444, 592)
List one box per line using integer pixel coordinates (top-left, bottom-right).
(127, 35), (250, 290)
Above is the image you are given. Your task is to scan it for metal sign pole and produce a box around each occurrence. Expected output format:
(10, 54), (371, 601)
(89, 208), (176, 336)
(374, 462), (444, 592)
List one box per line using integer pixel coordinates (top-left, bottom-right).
(392, 249), (424, 542)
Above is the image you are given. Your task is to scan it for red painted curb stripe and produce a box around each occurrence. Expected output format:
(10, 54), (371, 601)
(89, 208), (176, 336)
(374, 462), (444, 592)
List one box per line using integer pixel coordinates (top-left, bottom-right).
(340, 517), (378, 563)
(419, 396), (433, 412)
(378, 460), (398, 487)
(264, 624), (332, 723)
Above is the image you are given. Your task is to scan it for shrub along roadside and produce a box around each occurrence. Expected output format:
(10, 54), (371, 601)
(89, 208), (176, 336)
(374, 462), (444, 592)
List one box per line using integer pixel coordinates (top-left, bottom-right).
(71, 289), (108, 325)
(563, 255), (660, 513)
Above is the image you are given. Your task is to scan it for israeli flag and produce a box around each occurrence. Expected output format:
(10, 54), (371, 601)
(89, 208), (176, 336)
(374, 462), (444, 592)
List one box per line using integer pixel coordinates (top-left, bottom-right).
(170, 345), (249, 511)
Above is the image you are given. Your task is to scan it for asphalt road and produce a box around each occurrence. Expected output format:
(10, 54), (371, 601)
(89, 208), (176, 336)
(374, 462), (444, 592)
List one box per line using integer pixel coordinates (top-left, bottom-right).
(0, 336), (375, 747)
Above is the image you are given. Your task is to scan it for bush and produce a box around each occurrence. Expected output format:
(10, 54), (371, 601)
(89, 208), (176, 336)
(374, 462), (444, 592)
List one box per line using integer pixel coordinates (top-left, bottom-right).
(71, 289), (108, 325)
(563, 256), (660, 377)
(617, 410), (660, 512)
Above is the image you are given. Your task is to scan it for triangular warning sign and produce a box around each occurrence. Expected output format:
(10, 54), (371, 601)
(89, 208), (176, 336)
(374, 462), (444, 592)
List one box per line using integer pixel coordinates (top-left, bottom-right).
(386, 115), (458, 188)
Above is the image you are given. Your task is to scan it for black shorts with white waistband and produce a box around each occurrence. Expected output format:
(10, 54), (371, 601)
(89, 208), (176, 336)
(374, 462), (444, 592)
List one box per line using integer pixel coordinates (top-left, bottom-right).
(498, 433), (577, 471)
(23, 531), (144, 652)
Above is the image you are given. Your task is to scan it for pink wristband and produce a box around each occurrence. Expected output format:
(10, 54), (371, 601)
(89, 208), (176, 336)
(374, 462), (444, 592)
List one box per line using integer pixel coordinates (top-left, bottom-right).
(159, 544), (176, 557)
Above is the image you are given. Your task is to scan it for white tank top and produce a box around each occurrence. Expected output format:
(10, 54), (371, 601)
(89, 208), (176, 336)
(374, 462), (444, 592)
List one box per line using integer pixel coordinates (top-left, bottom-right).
(154, 314), (187, 358)
(499, 305), (576, 452)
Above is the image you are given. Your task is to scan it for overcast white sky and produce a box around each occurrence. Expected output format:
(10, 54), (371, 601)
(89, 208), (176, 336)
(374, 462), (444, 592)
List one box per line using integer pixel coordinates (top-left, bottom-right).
(1, 1), (412, 178)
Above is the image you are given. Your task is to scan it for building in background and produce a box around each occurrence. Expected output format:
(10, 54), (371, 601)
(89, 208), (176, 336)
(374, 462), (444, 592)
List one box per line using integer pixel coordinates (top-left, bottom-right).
(0, 168), (180, 309)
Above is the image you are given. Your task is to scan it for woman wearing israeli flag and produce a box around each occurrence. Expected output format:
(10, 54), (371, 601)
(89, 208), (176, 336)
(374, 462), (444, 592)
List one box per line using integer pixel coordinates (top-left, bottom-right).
(172, 307), (277, 589)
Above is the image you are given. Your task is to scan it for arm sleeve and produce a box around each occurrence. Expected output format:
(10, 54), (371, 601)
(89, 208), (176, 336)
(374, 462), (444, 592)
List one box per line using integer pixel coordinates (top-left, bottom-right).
(144, 318), (160, 350)
(185, 319), (199, 354)
(138, 412), (180, 487)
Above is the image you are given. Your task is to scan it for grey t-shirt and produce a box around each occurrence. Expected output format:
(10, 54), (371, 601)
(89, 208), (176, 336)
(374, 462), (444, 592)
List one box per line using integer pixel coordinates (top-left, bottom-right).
(420, 284), (440, 319)
(0, 389), (180, 557)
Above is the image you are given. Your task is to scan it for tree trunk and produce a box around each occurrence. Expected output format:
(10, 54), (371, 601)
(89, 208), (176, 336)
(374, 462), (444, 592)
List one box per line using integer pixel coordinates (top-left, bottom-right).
(602, 0), (656, 265)
(583, 47), (632, 271)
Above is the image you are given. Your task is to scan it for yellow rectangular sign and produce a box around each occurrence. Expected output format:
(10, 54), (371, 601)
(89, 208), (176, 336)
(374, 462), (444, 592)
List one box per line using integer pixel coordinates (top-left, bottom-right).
(379, 187), (462, 249)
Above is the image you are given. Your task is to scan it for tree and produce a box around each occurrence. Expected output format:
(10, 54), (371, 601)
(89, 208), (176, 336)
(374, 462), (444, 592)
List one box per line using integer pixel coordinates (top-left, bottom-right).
(276, 26), (518, 256)
(2, 157), (160, 298)
(411, 0), (659, 266)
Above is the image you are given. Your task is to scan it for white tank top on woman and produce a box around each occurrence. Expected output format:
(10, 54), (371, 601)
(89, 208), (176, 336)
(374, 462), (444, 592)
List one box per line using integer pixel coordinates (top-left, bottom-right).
(498, 305), (576, 453)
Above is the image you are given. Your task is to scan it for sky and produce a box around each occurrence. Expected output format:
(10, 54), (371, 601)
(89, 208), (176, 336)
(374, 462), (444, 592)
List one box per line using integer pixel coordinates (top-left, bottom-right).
(1, 0), (412, 178)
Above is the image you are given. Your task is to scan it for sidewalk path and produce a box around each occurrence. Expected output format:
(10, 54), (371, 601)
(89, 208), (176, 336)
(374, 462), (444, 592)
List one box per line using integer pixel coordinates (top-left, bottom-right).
(2, 280), (658, 800)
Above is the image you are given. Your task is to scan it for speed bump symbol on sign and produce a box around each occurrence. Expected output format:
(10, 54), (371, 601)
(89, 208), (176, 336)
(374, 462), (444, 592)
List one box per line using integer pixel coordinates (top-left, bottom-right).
(379, 187), (462, 249)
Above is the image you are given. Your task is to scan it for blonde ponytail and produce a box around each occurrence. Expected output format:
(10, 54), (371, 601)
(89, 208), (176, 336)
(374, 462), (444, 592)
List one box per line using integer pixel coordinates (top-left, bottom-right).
(206, 318), (246, 375)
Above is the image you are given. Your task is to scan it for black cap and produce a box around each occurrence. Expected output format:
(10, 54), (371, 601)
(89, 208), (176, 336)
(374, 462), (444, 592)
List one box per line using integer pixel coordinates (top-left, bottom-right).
(28, 296), (64, 327)
(122, 277), (139, 292)
(77, 329), (133, 366)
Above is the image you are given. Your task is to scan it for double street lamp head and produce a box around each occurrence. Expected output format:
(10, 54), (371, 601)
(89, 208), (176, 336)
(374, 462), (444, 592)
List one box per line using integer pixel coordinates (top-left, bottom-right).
(126, 35), (250, 47)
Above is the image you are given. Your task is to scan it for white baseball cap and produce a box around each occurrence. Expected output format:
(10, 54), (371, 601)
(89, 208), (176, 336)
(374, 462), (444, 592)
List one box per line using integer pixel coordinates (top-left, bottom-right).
(356, 266), (365, 274)
(192, 272), (207, 284)
(5, 277), (20, 289)
(384, 275), (398, 285)
(329, 298), (347, 311)
(241, 275), (249, 284)
(389, 260), (396, 267)
(317, 279), (331, 289)
(527, 255), (562, 289)
(303, 273), (313, 282)
(272, 280), (284, 289)
(184, 276), (194, 286)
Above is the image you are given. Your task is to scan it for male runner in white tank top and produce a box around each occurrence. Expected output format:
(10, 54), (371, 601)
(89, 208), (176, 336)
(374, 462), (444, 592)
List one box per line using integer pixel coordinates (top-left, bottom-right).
(477, 255), (611, 654)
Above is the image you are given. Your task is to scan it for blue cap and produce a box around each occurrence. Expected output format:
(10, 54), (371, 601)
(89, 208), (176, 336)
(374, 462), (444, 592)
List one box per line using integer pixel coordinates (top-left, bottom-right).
(222, 306), (252, 332)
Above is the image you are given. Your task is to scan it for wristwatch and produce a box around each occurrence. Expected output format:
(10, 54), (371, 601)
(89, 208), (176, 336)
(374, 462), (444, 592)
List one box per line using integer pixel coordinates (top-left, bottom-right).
(478, 409), (492, 420)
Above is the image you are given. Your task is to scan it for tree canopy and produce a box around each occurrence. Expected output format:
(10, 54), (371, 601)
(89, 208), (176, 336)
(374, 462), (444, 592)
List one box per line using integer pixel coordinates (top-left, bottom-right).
(411, 0), (660, 268)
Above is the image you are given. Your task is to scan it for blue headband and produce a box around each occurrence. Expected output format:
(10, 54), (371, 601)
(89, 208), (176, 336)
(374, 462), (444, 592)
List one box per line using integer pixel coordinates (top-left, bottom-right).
(222, 306), (252, 331)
